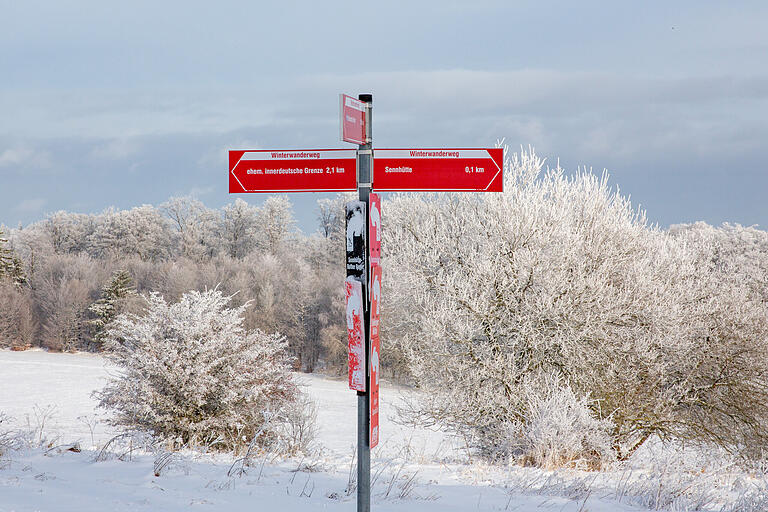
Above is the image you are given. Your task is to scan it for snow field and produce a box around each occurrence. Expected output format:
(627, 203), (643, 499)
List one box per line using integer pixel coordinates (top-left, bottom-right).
(1, 350), (765, 511)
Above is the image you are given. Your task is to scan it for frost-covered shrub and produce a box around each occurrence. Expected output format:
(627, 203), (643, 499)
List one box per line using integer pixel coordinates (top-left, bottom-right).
(96, 289), (300, 451)
(272, 392), (318, 455)
(385, 147), (682, 460)
(0, 413), (20, 458)
(665, 222), (768, 458)
(384, 146), (768, 463)
(514, 378), (614, 469)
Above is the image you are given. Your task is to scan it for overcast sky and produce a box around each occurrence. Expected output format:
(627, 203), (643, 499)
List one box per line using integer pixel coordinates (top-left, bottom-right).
(1, 1), (767, 233)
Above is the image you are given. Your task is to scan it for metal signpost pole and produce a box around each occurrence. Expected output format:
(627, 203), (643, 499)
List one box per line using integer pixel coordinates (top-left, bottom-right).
(229, 93), (502, 512)
(356, 93), (372, 512)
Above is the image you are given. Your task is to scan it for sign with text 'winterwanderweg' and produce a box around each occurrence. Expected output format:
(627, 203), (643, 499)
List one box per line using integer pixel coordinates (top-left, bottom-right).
(229, 149), (357, 193)
(373, 148), (503, 192)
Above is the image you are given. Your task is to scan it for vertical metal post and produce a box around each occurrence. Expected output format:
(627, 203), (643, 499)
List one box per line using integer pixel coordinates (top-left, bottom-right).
(356, 93), (373, 512)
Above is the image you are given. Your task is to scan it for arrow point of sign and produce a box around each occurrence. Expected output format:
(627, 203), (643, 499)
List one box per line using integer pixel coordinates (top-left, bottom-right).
(230, 169), (247, 193)
(229, 150), (246, 172)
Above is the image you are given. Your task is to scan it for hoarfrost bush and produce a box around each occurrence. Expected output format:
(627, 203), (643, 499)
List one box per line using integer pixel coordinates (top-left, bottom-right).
(384, 145), (768, 463)
(272, 392), (318, 455)
(96, 288), (303, 452)
(611, 439), (722, 510)
(0, 413), (26, 458)
(721, 490), (768, 512)
(515, 378), (614, 469)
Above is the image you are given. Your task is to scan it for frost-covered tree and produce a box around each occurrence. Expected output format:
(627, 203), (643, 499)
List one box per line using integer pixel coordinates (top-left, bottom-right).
(34, 254), (106, 351)
(221, 198), (259, 259)
(0, 229), (14, 271)
(0, 229), (26, 286)
(384, 147), (768, 463)
(161, 196), (220, 261)
(248, 252), (314, 369)
(665, 222), (768, 458)
(90, 206), (174, 261)
(669, 221), (768, 304)
(0, 281), (36, 350)
(44, 211), (96, 255)
(96, 289), (299, 450)
(255, 196), (296, 254)
(87, 269), (137, 349)
(316, 195), (348, 241)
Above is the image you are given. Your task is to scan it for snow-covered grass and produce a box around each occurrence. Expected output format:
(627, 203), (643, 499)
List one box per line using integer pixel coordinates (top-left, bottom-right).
(1, 349), (766, 511)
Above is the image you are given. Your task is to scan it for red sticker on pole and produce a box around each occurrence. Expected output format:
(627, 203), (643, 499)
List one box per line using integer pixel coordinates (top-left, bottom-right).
(340, 94), (367, 145)
(229, 149), (357, 193)
(369, 193), (381, 265)
(372, 148), (503, 192)
(369, 263), (381, 448)
(346, 278), (366, 392)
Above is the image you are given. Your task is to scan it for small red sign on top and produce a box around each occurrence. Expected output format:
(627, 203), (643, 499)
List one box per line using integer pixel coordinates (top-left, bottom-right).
(340, 94), (367, 145)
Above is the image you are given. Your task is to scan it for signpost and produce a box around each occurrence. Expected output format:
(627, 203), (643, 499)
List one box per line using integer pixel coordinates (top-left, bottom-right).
(229, 149), (357, 192)
(229, 93), (503, 512)
(373, 148), (503, 192)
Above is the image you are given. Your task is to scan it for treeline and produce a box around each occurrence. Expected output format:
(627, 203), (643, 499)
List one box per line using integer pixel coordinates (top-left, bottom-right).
(0, 195), (351, 373)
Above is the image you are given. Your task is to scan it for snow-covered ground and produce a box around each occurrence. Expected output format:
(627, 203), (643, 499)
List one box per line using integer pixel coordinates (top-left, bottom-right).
(0, 350), (763, 511)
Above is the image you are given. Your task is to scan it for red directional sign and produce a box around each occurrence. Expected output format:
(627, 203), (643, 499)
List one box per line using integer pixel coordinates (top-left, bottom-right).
(340, 94), (367, 145)
(372, 148), (503, 192)
(229, 149), (357, 193)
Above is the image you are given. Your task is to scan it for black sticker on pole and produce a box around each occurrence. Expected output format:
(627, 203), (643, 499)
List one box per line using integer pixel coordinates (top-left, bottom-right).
(346, 201), (367, 282)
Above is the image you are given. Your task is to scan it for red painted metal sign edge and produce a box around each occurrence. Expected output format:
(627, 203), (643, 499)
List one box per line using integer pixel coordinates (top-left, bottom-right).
(369, 193), (381, 265)
(369, 263), (381, 448)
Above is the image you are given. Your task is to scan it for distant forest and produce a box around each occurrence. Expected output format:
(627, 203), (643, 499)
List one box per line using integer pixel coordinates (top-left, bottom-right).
(0, 195), (352, 374)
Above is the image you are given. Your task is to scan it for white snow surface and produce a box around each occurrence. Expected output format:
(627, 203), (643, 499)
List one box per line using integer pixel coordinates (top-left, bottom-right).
(0, 350), (756, 512)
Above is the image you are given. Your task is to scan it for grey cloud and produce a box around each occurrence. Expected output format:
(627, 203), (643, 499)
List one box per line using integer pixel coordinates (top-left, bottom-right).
(15, 198), (46, 214)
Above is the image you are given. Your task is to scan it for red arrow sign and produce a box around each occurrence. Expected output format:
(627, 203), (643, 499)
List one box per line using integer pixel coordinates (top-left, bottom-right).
(229, 149), (357, 193)
(372, 148), (503, 192)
